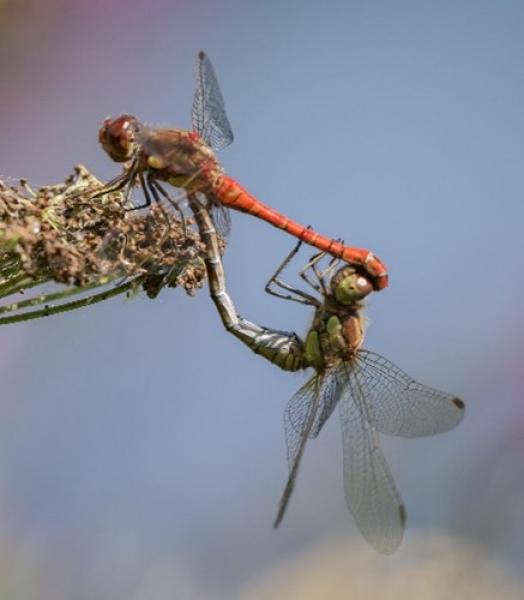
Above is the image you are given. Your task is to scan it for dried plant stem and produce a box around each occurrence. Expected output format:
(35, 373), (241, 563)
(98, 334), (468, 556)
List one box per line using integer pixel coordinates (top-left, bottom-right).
(0, 277), (142, 325)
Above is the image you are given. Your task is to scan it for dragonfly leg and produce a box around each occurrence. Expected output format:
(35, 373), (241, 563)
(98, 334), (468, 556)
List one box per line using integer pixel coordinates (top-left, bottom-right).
(88, 174), (128, 198)
(120, 162), (156, 211)
(137, 173), (180, 261)
(131, 171), (153, 211)
(272, 239), (304, 279)
(122, 161), (140, 206)
(316, 237), (346, 287)
(266, 278), (318, 306)
(265, 240), (320, 306)
(299, 250), (328, 293)
(88, 160), (138, 202)
(148, 176), (189, 239)
(318, 254), (341, 285)
(301, 237), (344, 295)
(64, 171), (132, 213)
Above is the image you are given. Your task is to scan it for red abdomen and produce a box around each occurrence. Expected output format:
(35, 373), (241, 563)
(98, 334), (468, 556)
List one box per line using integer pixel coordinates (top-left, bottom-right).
(213, 175), (388, 290)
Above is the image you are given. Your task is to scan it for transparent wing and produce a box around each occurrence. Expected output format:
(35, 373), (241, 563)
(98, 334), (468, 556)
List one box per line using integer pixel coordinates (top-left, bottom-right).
(210, 202), (232, 238)
(338, 361), (406, 554)
(274, 372), (326, 527)
(355, 350), (465, 438)
(192, 51), (234, 152)
(286, 365), (342, 441)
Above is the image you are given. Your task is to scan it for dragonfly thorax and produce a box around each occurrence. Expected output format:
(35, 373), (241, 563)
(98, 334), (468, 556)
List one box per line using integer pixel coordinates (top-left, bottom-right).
(305, 309), (365, 369)
(139, 128), (223, 192)
(303, 266), (370, 368)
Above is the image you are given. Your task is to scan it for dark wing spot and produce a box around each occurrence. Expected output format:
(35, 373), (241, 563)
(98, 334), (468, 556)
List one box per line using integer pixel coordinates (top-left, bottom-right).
(452, 397), (465, 410)
(399, 503), (407, 527)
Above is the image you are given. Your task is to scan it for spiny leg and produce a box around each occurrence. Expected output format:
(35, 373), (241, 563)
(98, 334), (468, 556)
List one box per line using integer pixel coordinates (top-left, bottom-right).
(127, 169), (152, 211)
(64, 174), (127, 211)
(316, 238), (346, 289)
(135, 172), (172, 252)
(66, 167), (136, 214)
(299, 250), (328, 293)
(318, 249), (342, 286)
(300, 236), (344, 295)
(265, 240), (319, 306)
(89, 161), (137, 201)
(319, 256), (340, 284)
(88, 173), (128, 198)
(122, 160), (140, 206)
(148, 176), (189, 239)
(146, 177), (192, 252)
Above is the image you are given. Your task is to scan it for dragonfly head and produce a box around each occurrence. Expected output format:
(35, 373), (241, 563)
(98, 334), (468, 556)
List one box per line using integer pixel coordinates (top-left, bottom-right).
(330, 266), (373, 306)
(99, 114), (139, 162)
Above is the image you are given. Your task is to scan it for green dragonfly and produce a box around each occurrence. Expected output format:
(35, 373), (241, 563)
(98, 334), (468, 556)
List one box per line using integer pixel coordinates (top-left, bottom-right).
(189, 193), (465, 554)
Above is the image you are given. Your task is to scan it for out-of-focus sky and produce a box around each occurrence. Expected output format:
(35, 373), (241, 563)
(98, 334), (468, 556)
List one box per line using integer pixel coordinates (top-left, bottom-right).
(0, 1), (523, 598)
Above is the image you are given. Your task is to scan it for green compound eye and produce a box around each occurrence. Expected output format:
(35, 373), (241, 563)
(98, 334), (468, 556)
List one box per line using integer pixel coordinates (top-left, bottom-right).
(333, 270), (373, 305)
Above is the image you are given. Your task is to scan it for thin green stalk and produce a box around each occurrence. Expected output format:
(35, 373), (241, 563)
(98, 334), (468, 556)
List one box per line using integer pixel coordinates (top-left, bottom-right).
(0, 278), (142, 325)
(0, 277), (119, 315)
(0, 277), (46, 300)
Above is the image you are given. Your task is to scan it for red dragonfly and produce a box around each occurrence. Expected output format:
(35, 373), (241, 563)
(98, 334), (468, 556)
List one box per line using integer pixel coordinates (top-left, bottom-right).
(97, 52), (388, 291)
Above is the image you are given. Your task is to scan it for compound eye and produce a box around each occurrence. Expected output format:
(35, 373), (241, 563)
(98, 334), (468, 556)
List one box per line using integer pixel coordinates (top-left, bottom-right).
(98, 115), (136, 162)
(356, 276), (373, 296)
(333, 270), (373, 305)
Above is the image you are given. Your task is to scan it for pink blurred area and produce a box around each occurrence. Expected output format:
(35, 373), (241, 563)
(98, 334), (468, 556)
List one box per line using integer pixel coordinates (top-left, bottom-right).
(0, 0), (198, 182)
(0, 1), (523, 598)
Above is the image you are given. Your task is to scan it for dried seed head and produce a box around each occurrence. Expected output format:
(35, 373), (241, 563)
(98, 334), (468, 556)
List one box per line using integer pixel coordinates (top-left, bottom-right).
(0, 165), (225, 299)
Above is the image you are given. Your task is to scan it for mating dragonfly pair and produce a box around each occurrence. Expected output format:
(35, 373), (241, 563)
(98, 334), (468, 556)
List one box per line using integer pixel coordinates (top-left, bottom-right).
(93, 53), (465, 554)
(0, 53), (454, 553)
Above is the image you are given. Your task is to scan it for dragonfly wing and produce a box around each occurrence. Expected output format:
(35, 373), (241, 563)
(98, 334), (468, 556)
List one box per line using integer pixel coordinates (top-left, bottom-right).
(210, 201), (232, 238)
(286, 366), (342, 441)
(355, 350), (465, 438)
(338, 361), (406, 554)
(192, 51), (234, 152)
(275, 372), (326, 527)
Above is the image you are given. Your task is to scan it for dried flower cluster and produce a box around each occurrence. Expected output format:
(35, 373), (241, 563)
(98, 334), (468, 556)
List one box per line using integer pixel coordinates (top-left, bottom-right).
(0, 165), (224, 321)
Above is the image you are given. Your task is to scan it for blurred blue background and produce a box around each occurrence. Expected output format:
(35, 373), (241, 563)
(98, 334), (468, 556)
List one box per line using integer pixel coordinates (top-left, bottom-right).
(0, 1), (523, 597)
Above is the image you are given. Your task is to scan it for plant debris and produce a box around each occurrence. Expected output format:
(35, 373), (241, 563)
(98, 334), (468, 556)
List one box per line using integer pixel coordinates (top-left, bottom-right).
(0, 165), (225, 309)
